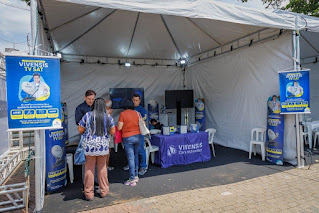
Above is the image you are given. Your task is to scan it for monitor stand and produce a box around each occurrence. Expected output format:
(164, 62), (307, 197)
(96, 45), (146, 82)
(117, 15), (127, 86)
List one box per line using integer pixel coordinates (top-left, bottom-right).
(176, 101), (181, 125)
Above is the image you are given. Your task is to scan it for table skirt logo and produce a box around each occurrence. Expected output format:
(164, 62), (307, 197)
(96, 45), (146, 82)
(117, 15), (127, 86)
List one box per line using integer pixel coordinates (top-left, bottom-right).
(167, 145), (177, 156)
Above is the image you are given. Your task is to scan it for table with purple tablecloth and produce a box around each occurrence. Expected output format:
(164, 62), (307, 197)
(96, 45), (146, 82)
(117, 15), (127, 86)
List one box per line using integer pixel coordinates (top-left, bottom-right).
(151, 132), (211, 168)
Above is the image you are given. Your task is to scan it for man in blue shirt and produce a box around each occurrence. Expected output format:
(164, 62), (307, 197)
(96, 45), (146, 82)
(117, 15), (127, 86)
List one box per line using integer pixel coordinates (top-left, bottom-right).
(133, 94), (148, 175)
(75, 90), (96, 125)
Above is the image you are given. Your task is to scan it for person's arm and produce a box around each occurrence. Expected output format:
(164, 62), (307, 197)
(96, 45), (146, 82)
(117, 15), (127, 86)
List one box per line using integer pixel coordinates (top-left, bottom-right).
(117, 112), (124, 130)
(108, 115), (116, 135)
(75, 106), (82, 125)
(118, 122), (124, 131)
(78, 112), (88, 134)
(109, 127), (115, 135)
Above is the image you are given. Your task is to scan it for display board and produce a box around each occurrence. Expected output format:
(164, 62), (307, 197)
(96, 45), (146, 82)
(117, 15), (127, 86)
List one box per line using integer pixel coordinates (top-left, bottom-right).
(279, 70), (310, 114)
(109, 88), (144, 109)
(5, 55), (62, 130)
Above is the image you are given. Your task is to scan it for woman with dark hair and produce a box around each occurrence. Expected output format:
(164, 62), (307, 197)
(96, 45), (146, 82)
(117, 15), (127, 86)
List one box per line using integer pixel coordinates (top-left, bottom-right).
(118, 99), (141, 186)
(78, 98), (115, 200)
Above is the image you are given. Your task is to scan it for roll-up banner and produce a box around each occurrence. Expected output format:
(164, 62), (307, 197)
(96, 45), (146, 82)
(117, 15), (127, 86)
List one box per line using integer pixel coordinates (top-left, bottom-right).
(266, 96), (284, 165)
(45, 128), (67, 192)
(279, 70), (310, 114)
(195, 98), (206, 131)
(5, 55), (62, 130)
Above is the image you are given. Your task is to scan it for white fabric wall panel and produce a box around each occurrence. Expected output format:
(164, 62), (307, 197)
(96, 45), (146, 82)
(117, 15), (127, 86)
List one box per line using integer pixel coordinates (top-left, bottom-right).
(60, 63), (183, 142)
(306, 63), (319, 121)
(186, 34), (297, 164)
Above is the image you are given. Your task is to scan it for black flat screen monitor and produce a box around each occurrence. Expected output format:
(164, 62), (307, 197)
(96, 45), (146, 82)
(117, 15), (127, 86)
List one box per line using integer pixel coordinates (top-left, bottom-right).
(110, 88), (144, 109)
(165, 90), (194, 109)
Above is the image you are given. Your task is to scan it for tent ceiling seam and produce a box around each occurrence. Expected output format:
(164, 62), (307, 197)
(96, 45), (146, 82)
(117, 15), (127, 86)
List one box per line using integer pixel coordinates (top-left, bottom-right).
(61, 54), (177, 61)
(126, 12), (140, 58)
(38, 0), (56, 53)
(188, 30), (288, 66)
(189, 27), (270, 59)
(301, 34), (319, 55)
(160, 15), (182, 58)
(57, 9), (117, 52)
(50, 7), (102, 32)
(186, 18), (222, 46)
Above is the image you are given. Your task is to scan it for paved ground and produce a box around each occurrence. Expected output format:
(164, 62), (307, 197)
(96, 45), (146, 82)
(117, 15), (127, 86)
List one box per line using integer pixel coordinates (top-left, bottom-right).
(81, 163), (319, 213)
(42, 145), (319, 213)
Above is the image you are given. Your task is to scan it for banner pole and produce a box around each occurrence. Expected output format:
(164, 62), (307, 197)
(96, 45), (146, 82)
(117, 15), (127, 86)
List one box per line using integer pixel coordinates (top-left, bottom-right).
(34, 130), (41, 212)
(296, 30), (305, 167)
(292, 30), (303, 168)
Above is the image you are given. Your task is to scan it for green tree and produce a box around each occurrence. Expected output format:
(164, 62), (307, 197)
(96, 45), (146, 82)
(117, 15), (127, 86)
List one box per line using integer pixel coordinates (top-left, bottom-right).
(241, 0), (319, 17)
(21, 0), (30, 6)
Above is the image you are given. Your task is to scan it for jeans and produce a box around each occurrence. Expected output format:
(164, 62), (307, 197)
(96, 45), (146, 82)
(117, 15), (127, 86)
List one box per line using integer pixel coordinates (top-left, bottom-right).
(138, 135), (147, 169)
(123, 134), (141, 180)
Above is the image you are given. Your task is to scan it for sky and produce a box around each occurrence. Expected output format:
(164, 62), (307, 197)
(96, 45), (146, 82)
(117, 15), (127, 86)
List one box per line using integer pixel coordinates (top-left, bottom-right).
(0, 0), (288, 54)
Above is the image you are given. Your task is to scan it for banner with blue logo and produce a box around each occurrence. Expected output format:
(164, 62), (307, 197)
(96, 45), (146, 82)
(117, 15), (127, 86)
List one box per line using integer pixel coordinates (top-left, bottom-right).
(5, 55), (61, 130)
(279, 70), (310, 114)
(266, 96), (284, 165)
(45, 129), (67, 192)
(195, 98), (206, 131)
(151, 132), (211, 168)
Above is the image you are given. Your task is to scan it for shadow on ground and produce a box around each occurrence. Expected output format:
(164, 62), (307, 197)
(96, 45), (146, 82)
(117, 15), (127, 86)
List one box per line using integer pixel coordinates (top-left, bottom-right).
(43, 144), (319, 213)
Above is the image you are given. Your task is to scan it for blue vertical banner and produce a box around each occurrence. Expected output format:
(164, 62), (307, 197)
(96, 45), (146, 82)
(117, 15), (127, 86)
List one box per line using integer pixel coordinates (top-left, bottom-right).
(279, 70), (310, 114)
(195, 98), (206, 131)
(45, 128), (67, 192)
(266, 96), (284, 165)
(148, 100), (159, 129)
(5, 55), (61, 130)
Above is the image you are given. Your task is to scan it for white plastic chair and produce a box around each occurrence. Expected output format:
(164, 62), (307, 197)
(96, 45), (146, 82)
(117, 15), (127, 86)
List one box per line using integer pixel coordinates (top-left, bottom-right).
(249, 128), (266, 161)
(144, 137), (159, 167)
(66, 153), (74, 183)
(301, 124), (309, 145)
(205, 128), (216, 157)
(313, 131), (319, 148)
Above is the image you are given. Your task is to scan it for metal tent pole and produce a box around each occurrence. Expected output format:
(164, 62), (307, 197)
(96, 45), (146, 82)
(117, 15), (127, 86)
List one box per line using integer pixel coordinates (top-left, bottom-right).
(296, 31), (305, 167)
(293, 30), (303, 168)
(30, 0), (43, 211)
(34, 130), (41, 212)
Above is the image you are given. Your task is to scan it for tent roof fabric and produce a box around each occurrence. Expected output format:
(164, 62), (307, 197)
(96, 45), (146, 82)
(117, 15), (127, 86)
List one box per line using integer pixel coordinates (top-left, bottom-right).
(39, 0), (319, 60)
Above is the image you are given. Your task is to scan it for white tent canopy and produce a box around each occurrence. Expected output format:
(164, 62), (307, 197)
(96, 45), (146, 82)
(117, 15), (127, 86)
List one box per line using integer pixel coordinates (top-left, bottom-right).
(36, 0), (319, 165)
(38, 0), (318, 62)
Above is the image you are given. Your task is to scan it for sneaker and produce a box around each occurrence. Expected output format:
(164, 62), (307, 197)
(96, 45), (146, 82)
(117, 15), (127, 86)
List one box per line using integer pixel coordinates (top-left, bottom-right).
(138, 168), (147, 176)
(108, 166), (114, 171)
(124, 179), (136, 186)
(123, 165), (129, 171)
(133, 176), (139, 183)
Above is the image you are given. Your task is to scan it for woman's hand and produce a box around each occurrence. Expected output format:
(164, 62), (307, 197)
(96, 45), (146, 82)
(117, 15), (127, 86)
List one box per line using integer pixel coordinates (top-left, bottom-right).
(78, 125), (86, 134)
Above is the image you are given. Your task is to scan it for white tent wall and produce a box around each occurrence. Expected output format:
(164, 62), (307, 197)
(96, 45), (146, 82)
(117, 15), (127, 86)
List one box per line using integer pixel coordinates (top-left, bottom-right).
(60, 63), (184, 143)
(305, 63), (319, 121)
(186, 33), (297, 164)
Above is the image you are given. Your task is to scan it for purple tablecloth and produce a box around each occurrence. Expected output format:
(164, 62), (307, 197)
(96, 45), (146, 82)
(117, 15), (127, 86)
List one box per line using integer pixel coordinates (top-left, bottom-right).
(151, 132), (211, 168)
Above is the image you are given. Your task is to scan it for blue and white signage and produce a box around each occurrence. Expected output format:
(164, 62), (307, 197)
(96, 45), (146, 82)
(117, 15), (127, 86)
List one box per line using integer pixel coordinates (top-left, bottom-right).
(5, 55), (62, 130)
(279, 70), (310, 114)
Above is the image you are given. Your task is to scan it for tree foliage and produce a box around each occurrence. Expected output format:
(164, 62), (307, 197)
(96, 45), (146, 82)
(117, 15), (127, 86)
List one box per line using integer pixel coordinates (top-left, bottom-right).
(22, 0), (30, 6)
(241, 0), (319, 17)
